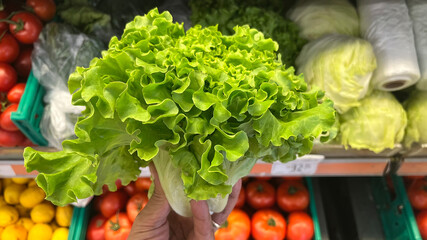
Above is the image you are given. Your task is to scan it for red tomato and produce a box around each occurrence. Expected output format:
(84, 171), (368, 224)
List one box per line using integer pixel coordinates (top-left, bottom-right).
(251, 209), (286, 240)
(26, 0), (56, 22)
(417, 211), (427, 239)
(215, 209), (251, 240)
(100, 191), (128, 218)
(408, 180), (427, 210)
(105, 213), (132, 240)
(7, 83), (26, 103)
(235, 187), (245, 209)
(0, 63), (17, 92)
(13, 46), (32, 78)
(126, 193), (148, 222)
(246, 180), (275, 209)
(286, 212), (314, 240)
(0, 128), (25, 147)
(135, 177), (151, 192)
(276, 181), (309, 212)
(9, 12), (43, 44)
(0, 11), (9, 33)
(0, 104), (19, 131)
(0, 33), (20, 63)
(87, 214), (107, 240)
(124, 182), (137, 196)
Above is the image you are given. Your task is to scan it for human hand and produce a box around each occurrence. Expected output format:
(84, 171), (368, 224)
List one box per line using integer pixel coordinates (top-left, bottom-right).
(128, 163), (242, 240)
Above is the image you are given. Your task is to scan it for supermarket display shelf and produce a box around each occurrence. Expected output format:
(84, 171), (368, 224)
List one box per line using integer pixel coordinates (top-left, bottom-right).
(0, 144), (426, 177)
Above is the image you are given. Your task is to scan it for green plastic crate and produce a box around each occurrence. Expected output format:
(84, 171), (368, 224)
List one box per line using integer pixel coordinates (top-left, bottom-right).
(306, 177), (322, 240)
(69, 204), (92, 240)
(10, 72), (48, 146)
(371, 176), (422, 240)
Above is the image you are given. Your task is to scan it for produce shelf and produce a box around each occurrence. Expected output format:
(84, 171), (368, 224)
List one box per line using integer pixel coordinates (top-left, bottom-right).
(1, 144), (426, 178)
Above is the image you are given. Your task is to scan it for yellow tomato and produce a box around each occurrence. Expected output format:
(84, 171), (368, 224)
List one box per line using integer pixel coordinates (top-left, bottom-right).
(11, 178), (30, 185)
(52, 227), (69, 240)
(4, 184), (26, 205)
(31, 203), (55, 224)
(1, 224), (27, 240)
(56, 205), (73, 227)
(16, 218), (34, 231)
(19, 186), (45, 208)
(28, 223), (52, 240)
(0, 205), (19, 227)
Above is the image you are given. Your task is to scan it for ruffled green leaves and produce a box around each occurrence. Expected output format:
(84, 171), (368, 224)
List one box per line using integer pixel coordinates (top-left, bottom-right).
(24, 8), (335, 209)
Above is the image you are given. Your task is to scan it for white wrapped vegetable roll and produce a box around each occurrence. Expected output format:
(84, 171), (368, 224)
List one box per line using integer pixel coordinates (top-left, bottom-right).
(407, 0), (427, 91)
(357, 0), (420, 91)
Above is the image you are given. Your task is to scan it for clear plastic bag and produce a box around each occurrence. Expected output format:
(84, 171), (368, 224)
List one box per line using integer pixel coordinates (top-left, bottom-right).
(32, 23), (104, 149)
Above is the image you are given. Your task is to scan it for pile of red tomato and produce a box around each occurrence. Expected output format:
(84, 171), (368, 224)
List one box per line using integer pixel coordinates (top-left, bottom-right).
(0, 0), (55, 147)
(86, 177), (151, 240)
(216, 177), (315, 240)
(404, 176), (427, 240)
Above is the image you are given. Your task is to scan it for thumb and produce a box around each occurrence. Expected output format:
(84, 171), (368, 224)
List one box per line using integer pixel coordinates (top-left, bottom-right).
(131, 163), (171, 230)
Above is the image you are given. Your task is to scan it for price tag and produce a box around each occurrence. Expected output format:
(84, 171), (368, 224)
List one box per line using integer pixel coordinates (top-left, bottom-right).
(0, 165), (15, 177)
(139, 167), (151, 177)
(271, 155), (324, 175)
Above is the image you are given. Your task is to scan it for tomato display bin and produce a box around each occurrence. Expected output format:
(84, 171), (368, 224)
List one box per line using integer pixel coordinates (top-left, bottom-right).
(66, 177), (326, 240)
(371, 176), (422, 240)
(68, 204), (92, 240)
(10, 71), (49, 146)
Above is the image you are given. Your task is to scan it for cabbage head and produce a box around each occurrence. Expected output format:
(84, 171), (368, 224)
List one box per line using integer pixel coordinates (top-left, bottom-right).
(339, 91), (407, 153)
(404, 90), (427, 147)
(296, 34), (377, 114)
(287, 0), (360, 41)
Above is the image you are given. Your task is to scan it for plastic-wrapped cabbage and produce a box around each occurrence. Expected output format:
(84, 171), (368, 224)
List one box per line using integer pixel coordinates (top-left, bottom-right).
(296, 34), (377, 113)
(404, 91), (427, 147)
(287, 0), (359, 41)
(339, 91), (407, 153)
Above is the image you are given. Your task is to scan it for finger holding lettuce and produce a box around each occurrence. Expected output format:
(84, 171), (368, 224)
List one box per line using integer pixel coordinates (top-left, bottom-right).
(23, 9), (336, 216)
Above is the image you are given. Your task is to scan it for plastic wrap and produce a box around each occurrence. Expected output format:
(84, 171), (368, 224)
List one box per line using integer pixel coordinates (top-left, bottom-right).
(407, 0), (427, 90)
(287, 0), (360, 41)
(357, 0), (420, 91)
(32, 23), (104, 149)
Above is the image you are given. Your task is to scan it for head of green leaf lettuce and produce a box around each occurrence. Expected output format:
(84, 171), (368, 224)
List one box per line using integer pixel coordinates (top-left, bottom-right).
(24, 8), (336, 217)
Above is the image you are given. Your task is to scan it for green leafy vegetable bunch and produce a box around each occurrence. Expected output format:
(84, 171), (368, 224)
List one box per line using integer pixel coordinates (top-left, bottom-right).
(24, 9), (335, 216)
(190, 0), (306, 68)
